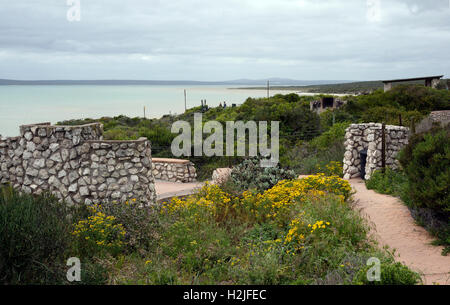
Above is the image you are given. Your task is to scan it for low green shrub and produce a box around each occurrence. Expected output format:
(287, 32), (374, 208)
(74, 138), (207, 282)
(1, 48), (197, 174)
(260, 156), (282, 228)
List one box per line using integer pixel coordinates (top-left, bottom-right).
(310, 122), (350, 151)
(94, 200), (163, 254)
(72, 205), (127, 258)
(284, 141), (346, 175)
(230, 158), (296, 193)
(0, 186), (75, 284)
(353, 261), (422, 285)
(399, 126), (450, 215)
(365, 168), (409, 199)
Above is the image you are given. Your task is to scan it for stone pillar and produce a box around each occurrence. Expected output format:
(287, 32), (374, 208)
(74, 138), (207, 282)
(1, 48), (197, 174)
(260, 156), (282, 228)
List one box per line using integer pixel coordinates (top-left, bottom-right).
(343, 123), (410, 180)
(431, 78), (440, 89)
(383, 82), (392, 92)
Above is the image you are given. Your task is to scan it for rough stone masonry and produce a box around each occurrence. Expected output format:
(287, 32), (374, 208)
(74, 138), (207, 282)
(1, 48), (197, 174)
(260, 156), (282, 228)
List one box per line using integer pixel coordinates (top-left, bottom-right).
(152, 158), (197, 183)
(343, 123), (410, 180)
(0, 122), (157, 206)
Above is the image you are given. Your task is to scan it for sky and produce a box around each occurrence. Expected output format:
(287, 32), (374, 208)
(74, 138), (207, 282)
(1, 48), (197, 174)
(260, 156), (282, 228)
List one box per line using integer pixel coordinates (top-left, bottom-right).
(0, 0), (449, 81)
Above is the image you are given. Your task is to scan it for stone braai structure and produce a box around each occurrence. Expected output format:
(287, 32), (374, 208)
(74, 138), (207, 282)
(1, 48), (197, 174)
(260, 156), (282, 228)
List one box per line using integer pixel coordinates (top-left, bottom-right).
(343, 123), (410, 180)
(152, 158), (197, 183)
(0, 123), (157, 206)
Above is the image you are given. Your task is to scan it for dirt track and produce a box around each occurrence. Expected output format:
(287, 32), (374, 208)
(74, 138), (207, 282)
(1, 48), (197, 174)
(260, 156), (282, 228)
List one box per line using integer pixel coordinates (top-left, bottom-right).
(349, 178), (450, 285)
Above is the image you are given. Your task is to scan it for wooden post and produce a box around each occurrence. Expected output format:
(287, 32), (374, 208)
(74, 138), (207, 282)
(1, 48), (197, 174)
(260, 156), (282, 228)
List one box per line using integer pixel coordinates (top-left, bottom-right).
(398, 114), (402, 126)
(143, 106), (146, 119)
(381, 123), (386, 174)
(184, 89), (187, 112)
(267, 80), (270, 99)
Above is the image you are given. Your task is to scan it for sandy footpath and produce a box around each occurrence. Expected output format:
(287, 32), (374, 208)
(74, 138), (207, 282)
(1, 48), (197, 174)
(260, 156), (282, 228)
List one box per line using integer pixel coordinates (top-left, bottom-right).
(349, 178), (450, 285)
(155, 180), (204, 202)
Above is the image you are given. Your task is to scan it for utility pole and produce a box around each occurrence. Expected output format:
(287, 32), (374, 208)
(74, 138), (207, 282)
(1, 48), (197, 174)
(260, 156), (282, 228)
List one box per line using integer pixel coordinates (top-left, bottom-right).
(143, 106), (146, 119)
(267, 80), (270, 99)
(184, 89), (187, 112)
(381, 123), (386, 174)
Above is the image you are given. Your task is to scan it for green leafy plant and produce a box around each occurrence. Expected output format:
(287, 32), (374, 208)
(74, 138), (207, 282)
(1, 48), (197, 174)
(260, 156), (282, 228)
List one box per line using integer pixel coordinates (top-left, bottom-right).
(0, 186), (75, 284)
(365, 168), (409, 198)
(353, 261), (422, 285)
(94, 200), (163, 254)
(230, 158), (296, 193)
(399, 126), (450, 215)
(72, 205), (126, 258)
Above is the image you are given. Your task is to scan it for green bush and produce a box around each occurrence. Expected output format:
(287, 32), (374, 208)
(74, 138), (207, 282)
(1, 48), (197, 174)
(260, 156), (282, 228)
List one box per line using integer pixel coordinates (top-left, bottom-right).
(310, 122), (350, 151)
(230, 158), (296, 193)
(365, 168), (409, 199)
(319, 110), (354, 132)
(95, 201), (163, 254)
(398, 126), (450, 255)
(284, 140), (346, 175)
(353, 261), (422, 285)
(399, 126), (450, 215)
(0, 187), (75, 284)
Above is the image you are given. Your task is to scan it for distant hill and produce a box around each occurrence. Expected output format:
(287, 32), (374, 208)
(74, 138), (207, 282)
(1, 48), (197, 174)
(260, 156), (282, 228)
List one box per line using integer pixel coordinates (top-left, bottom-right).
(243, 79), (450, 94)
(0, 78), (353, 86)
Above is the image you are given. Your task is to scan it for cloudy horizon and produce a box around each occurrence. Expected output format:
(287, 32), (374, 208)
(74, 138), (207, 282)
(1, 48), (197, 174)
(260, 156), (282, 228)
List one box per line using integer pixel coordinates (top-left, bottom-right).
(0, 0), (449, 81)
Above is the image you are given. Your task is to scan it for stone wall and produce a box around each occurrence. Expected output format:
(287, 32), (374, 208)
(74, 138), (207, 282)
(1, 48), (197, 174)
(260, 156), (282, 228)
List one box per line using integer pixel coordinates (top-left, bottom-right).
(0, 123), (156, 206)
(152, 158), (197, 183)
(415, 110), (450, 134)
(343, 123), (410, 180)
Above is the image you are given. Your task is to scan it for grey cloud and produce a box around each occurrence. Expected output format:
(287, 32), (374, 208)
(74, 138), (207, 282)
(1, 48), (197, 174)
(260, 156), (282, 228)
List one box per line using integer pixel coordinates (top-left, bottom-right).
(0, 0), (448, 80)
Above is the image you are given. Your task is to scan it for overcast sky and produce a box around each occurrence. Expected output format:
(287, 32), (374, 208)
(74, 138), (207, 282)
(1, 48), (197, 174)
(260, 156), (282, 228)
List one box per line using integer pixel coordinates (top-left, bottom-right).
(0, 0), (449, 81)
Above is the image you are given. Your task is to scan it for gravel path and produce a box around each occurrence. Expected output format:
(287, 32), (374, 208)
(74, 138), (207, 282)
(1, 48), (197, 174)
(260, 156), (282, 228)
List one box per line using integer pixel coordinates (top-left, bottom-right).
(349, 178), (450, 285)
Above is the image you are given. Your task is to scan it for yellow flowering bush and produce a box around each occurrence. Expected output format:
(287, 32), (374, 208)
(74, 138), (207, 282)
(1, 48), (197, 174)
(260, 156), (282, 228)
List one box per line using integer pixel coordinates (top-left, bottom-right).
(317, 161), (344, 177)
(309, 220), (331, 233)
(240, 174), (352, 225)
(72, 205), (126, 257)
(163, 175), (352, 227)
(284, 217), (306, 254)
(162, 182), (236, 222)
(282, 214), (332, 255)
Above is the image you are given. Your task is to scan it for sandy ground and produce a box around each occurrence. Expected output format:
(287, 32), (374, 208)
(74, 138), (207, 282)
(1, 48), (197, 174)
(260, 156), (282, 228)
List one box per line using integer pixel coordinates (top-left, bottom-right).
(349, 178), (450, 285)
(155, 180), (204, 202)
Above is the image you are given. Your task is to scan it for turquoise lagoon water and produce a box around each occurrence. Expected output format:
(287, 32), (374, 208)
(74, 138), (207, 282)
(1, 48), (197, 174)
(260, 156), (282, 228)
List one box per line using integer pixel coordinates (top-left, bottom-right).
(0, 85), (301, 137)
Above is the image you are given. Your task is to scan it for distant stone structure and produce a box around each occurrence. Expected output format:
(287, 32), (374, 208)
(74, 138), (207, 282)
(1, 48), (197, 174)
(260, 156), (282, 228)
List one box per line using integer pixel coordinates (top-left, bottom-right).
(382, 75), (443, 92)
(415, 110), (450, 134)
(310, 97), (346, 114)
(343, 123), (410, 180)
(152, 158), (197, 183)
(0, 122), (157, 206)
